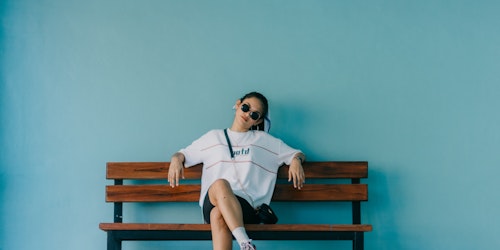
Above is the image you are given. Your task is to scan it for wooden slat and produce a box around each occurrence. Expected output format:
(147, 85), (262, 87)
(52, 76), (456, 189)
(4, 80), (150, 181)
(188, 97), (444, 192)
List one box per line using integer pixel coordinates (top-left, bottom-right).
(99, 223), (372, 232)
(293, 161), (368, 179)
(106, 184), (367, 202)
(106, 161), (368, 180)
(106, 184), (200, 202)
(272, 184), (368, 201)
(106, 162), (171, 179)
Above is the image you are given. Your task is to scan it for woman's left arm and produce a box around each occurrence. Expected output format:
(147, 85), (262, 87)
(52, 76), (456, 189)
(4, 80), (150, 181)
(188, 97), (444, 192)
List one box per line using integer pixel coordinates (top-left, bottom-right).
(288, 153), (306, 190)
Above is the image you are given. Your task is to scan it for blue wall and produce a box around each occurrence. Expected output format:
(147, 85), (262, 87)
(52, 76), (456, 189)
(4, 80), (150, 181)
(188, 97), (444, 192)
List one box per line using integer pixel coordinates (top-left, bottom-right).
(2, 1), (500, 249)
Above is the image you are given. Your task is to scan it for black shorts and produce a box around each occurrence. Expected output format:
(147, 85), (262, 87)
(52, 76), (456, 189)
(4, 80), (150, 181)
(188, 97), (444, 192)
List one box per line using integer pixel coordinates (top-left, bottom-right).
(203, 192), (260, 224)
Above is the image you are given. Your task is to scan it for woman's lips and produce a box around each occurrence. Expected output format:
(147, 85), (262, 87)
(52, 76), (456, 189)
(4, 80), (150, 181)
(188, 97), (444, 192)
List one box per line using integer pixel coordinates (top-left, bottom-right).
(241, 115), (249, 122)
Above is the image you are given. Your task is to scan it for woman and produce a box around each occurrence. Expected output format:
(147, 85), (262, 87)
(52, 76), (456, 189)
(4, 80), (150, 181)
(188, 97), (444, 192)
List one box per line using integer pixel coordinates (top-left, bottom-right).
(168, 92), (305, 250)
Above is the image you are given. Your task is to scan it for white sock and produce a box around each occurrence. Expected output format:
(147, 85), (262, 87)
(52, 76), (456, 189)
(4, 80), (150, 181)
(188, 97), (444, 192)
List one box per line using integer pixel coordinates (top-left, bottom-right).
(231, 227), (251, 245)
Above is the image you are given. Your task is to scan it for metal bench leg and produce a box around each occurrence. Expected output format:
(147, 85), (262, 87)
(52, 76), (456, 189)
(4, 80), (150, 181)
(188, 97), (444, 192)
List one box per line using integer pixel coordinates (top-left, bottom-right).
(353, 232), (364, 250)
(107, 231), (122, 250)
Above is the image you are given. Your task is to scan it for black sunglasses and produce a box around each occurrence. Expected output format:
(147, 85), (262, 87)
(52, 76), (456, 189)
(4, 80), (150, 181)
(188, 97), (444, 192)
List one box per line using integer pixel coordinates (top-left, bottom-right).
(241, 103), (261, 120)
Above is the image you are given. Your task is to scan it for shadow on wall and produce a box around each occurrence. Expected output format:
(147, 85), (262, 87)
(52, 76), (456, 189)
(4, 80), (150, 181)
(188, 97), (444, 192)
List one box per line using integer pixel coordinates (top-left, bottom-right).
(0, 172), (5, 247)
(1, 0), (8, 239)
(365, 163), (404, 250)
(0, 0), (7, 238)
(269, 101), (312, 156)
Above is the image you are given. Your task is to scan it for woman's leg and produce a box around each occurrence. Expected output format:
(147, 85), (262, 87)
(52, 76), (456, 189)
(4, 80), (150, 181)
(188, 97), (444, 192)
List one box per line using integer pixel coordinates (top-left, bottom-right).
(208, 179), (245, 231)
(209, 179), (257, 249)
(210, 206), (233, 250)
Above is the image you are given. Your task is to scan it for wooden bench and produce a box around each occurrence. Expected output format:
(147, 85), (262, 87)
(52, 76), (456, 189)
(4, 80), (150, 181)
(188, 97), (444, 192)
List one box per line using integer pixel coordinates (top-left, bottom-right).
(99, 161), (372, 250)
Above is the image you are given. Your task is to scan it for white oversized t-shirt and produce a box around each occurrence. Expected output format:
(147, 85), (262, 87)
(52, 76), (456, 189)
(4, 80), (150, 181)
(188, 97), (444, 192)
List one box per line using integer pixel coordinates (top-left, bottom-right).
(179, 129), (301, 208)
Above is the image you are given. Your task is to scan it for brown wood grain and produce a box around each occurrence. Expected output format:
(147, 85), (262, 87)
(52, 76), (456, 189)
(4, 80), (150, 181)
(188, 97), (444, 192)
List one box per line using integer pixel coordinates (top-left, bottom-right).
(272, 184), (368, 201)
(105, 184), (367, 202)
(106, 161), (368, 180)
(99, 223), (372, 232)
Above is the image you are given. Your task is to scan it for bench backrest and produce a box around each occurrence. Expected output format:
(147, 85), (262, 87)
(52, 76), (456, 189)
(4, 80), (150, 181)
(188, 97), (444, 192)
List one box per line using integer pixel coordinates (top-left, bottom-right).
(105, 161), (368, 223)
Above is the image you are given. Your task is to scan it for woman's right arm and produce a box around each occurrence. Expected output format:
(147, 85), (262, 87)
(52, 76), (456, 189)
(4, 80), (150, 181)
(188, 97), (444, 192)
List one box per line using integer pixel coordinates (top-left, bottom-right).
(168, 152), (185, 188)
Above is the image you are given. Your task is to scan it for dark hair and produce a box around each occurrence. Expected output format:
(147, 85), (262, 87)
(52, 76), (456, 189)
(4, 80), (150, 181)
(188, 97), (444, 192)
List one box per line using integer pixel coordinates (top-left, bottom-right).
(240, 91), (269, 131)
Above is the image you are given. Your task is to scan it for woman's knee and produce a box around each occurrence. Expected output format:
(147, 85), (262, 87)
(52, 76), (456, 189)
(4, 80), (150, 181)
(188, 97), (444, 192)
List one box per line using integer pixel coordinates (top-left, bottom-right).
(208, 179), (235, 205)
(209, 179), (233, 196)
(210, 179), (231, 191)
(210, 207), (227, 227)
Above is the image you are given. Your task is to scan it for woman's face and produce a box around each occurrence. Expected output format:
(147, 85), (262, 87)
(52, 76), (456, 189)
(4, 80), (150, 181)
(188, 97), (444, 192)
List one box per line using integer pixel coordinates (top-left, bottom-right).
(235, 97), (264, 130)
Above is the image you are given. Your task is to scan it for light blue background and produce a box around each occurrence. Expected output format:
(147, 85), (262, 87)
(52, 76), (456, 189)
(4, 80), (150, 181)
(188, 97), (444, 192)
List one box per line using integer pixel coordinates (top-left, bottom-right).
(2, 1), (500, 249)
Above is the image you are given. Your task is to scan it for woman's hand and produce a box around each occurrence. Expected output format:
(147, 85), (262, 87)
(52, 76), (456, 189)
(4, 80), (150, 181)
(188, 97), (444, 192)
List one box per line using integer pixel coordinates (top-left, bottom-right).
(288, 154), (305, 190)
(168, 152), (185, 188)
